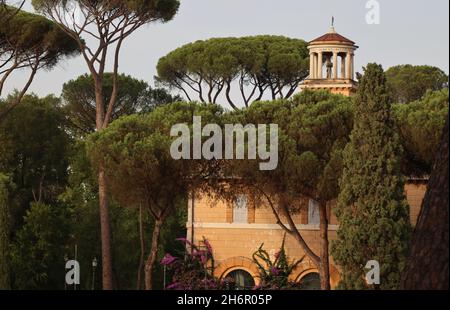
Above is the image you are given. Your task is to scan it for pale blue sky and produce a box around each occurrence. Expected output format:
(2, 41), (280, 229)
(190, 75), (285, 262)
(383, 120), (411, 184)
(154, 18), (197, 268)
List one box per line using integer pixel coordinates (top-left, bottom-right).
(3, 0), (449, 99)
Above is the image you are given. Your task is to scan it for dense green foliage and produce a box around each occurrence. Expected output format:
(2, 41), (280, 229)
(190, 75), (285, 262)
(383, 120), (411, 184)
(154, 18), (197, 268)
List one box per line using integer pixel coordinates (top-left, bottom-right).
(393, 89), (449, 175)
(87, 102), (222, 288)
(59, 140), (187, 290)
(9, 202), (71, 289)
(0, 5), (78, 67)
(386, 65), (448, 103)
(221, 89), (354, 203)
(0, 95), (70, 230)
(253, 238), (303, 290)
(87, 102), (223, 212)
(156, 36), (309, 109)
(32, 0), (180, 23)
(62, 73), (181, 136)
(332, 63), (412, 289)
(0, 94), (186, 290)
(0, 173), (12, 289)
(0, 4), (79, 111)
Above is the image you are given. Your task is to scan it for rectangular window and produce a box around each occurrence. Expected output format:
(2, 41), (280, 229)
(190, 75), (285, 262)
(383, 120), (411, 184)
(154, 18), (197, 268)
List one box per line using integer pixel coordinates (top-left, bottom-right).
(308, 199), (320, 225)
(233, 195), (248, 223)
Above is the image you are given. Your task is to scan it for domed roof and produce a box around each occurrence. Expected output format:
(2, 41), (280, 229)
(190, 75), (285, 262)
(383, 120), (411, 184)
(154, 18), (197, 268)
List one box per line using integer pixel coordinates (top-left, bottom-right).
(310, 27), (355, 45)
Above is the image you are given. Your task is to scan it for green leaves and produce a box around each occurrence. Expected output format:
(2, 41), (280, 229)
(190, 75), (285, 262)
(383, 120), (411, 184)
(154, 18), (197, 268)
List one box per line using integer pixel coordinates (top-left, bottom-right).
(393, 89), (449, 175)
(9, 202), (71, 289)
(61, 73), (180, 136)
(0, 173), (12, 289)
(156, 36), (309, 109)
(86, 102), (222, 212)
(252, 238), (304, 290)
(220, 91), (354, 216)
(332, 63), (412, 290)
(386, 65), (448, 103)
(0, 6), (79, 66)
(32, 0), (180, 24)
(0, 4), (79, 115)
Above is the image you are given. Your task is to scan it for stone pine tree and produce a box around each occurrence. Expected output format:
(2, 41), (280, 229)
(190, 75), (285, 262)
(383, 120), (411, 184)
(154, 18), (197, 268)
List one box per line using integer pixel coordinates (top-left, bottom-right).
(0, 173), (11, 289)
(32, 0), (180, 290)
(331, 63), (411, 289)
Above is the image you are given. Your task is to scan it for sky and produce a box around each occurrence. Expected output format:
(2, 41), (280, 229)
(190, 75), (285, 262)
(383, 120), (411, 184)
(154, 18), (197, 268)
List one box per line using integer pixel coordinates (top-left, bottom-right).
(3, 0), (449, 100)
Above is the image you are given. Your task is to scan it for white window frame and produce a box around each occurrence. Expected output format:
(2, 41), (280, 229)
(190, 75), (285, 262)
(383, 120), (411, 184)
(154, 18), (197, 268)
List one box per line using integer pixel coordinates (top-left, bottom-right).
(233, 195), (248, 224)
(308, 199), (320, 225)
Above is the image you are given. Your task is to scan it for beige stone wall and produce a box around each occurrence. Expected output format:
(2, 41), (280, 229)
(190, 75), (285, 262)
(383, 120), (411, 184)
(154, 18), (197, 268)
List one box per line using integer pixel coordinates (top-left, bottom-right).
(300, 86), (356, 97)
(405, 182), (427, 226)
(188, 181), (427, 288)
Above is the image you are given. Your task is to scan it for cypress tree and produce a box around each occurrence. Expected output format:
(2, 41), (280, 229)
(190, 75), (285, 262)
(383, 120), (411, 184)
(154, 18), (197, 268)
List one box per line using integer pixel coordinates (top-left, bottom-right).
(0, 173), (11, 289)
(331, 63), (411, 289)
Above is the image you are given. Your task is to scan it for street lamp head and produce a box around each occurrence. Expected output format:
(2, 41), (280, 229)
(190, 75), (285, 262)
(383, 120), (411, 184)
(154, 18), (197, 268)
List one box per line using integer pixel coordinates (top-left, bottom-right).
(92, 257), (98, 267)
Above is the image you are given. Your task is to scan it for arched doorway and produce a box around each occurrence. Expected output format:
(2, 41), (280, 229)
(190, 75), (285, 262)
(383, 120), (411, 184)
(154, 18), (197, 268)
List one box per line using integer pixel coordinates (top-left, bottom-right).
(298, 272), (321, 290)
(224, 269), (255, 290)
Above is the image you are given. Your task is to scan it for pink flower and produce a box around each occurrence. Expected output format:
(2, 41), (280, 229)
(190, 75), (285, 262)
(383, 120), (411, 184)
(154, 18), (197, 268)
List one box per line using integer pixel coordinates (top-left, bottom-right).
(161, 253), (177, 266)
(199, 253), (207, 264)
(203, 239), (213, 255)
(274, 251), (281, 260)
(270, 266), (280, 276)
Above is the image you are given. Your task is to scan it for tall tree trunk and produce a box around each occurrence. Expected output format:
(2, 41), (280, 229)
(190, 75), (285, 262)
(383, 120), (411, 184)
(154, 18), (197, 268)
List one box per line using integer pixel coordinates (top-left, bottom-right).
(93, 77), (113, 290)
(319, 202), (331, 290)
(137, 205), (145, 290)
(98, 165), (113, 290)
(400, 116), (449, 289)
(145, 218), (163, 290)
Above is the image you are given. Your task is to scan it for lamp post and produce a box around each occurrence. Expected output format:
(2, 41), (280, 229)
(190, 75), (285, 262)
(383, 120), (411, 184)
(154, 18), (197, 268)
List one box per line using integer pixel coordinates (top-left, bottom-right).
(91, 257), (98, 290)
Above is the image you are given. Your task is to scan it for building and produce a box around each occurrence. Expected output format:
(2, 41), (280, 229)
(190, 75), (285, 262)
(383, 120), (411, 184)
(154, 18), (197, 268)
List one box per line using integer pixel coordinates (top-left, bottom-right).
(185, 26), (427, 290)
(300, 25), (359, 96)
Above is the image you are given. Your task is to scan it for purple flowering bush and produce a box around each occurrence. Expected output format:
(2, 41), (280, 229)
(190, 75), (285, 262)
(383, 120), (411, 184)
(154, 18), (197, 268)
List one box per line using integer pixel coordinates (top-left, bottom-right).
(161, 238), (235, 290)
(252, 237), (304, 290)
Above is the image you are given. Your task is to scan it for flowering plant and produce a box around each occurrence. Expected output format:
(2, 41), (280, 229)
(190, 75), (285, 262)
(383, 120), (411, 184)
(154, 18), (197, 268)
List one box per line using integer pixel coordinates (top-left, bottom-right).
(161, 237), (235, 290)
(252, 236), (304, 290)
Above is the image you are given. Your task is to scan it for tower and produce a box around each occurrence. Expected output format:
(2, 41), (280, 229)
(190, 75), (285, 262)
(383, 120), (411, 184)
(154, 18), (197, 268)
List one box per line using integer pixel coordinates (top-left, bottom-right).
(300, 25), (359, 96)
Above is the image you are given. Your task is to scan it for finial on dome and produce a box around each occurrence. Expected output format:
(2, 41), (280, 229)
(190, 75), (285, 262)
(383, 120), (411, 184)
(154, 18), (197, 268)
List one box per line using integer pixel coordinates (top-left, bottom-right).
(329, 16), (336, 33)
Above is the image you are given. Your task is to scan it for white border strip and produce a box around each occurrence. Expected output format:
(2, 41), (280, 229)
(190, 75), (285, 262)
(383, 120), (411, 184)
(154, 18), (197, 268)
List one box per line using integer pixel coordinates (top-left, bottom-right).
(187, 222), (339, 231)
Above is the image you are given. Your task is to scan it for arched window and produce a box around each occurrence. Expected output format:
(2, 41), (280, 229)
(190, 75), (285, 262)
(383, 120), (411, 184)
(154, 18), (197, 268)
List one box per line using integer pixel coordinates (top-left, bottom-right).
(225, 269), (255, 290)
(299, 272), (321, 290)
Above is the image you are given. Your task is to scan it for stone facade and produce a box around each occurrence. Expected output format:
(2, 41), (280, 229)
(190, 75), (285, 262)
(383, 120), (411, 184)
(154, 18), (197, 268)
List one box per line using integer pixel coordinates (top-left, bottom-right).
(186, 181), (427, 289)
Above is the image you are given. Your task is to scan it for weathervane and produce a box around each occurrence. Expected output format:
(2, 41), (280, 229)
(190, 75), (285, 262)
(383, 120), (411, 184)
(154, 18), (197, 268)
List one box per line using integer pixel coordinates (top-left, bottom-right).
(332, 16), (335, 27)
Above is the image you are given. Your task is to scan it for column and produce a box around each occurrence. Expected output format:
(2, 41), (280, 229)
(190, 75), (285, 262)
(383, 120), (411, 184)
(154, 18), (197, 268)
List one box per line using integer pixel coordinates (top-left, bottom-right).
(313, 53), (317, 78)
(346, 52), (351, 80)
(309, 52), (314, 78)
(341, 55), (346, 79)
(317, 52), (323, 79)
(350, 54), (355, 80)
(333, 51), (338, 79)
